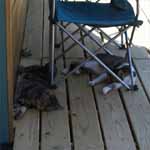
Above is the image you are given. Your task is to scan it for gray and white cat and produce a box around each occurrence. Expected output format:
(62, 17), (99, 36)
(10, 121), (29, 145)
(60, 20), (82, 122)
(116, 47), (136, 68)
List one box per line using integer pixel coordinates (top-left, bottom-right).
(63, 53), (137, 95)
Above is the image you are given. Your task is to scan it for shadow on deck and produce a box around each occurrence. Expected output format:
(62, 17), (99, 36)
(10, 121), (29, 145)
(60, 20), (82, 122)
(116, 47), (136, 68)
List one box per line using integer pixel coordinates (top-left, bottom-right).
(13, 0), (150, 150)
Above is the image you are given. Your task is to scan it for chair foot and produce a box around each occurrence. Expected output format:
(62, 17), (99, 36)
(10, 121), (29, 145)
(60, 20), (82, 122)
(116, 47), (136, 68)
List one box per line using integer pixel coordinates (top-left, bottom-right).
(127, 84), (138, 91)
(55, 43), (61, 48)
(119, 44), (126, 49)
(49, 83), (58, 89)
(132, 84), (139, 91)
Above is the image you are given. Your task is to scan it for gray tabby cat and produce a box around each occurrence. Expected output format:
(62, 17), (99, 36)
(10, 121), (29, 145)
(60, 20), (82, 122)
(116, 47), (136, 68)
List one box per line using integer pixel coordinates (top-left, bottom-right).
(14, 63), (62, 120)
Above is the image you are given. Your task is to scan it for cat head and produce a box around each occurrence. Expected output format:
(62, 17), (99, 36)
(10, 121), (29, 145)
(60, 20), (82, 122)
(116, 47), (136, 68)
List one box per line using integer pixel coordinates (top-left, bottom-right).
(36, 90), (63, 111)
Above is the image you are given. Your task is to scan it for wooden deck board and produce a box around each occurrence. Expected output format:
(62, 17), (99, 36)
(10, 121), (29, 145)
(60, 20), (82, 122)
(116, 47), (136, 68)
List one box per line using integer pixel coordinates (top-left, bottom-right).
(41, 74), (71, 150)
(134, 59), (150, 100)
(66, 64), (104, 150)
(14, 0), (42, 148)
(14, 0), (150, 149)
(13, 110), (40, 150)
(83, 28), (136, 150)
(94, 85), (136, 150)
(65, 30), (104, 149)
(120, 78), (150, 150)
(22, 0), (43, 59)
(41, 1), (71, 149)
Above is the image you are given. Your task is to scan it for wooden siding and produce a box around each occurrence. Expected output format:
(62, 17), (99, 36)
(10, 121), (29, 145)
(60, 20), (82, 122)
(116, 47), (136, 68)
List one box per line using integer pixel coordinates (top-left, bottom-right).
(8, 0), (28, 143)
(11, 0), (28, 73)
(0, 0), (28, 144)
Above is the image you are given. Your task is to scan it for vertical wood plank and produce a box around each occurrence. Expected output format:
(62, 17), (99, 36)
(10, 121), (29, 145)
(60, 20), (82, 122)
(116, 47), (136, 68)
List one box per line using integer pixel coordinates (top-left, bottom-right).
(67, 64), (104, 150)
(14, 0), (42, 148)
(12, 0), (29, 73)
(13, 110), (40, 150)
(134, 59), (150, 99)
(83, 29), (136, 150)
(41, 60), (71, 150)
(6, 0), (14, 143)
(94, 85), (136, 150)
(64, 26), (104, 149)
(23, 0), (43, 59)
(41, 1), (71, 149)
(121, 78), (150, 150)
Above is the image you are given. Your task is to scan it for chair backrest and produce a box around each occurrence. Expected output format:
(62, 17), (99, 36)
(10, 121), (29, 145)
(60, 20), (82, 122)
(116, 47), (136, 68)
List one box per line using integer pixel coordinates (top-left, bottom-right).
(48, 0), (139, 20)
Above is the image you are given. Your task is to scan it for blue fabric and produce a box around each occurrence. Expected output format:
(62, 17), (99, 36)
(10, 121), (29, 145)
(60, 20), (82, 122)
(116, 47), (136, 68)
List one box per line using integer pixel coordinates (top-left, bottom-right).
(111, 0), (128, 10)
(55, 2), (136, 27)
(0, 0), (9, 144)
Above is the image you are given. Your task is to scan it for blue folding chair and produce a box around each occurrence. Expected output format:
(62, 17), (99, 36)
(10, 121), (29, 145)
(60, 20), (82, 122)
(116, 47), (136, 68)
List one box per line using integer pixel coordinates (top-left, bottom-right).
(48, 0), (143, 90)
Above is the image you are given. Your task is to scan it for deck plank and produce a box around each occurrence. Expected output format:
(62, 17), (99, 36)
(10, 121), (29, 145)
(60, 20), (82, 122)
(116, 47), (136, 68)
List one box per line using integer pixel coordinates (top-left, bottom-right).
(83, 31), (136, 150)
(131, 46), (149, 59)
(121, 79), (150, 150)
(41, 69), (71, 150)
(94, 85), (136, 150)
(67, 69), (104, 150)
(41, 1), (71, 149)
(14, 0), (43, 148)
(13, 110), (39, 150)
(64, 28), (104, 149)
(134, 59), (150, 99)
(22, 0), (43, 58)
(14, 0), (150, 149)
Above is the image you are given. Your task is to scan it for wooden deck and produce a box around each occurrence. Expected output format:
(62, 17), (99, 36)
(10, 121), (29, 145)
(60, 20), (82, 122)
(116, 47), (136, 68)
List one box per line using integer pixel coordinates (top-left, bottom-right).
(13, 0), (150, 150)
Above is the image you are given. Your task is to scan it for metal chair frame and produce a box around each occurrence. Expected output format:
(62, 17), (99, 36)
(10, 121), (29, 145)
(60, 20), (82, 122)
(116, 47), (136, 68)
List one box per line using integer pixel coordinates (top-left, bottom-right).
(48, 0), (142, 90)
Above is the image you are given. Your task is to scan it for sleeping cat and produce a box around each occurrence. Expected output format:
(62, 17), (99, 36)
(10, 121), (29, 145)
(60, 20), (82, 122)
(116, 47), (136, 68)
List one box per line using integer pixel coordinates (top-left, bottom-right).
(14, 63), (62, 120)
(62, 53), (137, 95)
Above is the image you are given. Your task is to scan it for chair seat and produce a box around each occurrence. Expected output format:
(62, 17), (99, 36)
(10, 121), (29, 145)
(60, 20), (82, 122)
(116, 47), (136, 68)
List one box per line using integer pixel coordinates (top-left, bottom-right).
(55, 2), (136, 27)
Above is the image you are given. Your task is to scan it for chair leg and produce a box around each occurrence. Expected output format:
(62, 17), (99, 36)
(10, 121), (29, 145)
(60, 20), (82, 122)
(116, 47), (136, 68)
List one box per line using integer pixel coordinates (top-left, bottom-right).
(57, 23), (131, 90)
(119, 27), (126, 49)
(124, 31), (135, 89)
(55, 26), (61, 48)
(49, 22), (55, 86)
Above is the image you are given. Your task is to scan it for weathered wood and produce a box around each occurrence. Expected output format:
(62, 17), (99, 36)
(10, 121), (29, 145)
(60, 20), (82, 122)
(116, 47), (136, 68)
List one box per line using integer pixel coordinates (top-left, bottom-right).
(12, 0), (28, 72)
(6, 0), (14, 143)
(23, 0), (43, 59)
(41, 1), (71, 149)
(65, 27), (104, 149)
(13, 0), (43, 147)
(41, 61), (71, 150)
(14, 46), (40, 150)
(43, 0), (49, 58)
(83, 28), (136, 150)
(66, 65), (104, 150)
(121, 78), (150, 150)
(13, 110), (39, 150)
(13, 0), (150, 149)
(134, 59), (150, 99)
(94, 85), (136, 150)
(131, 46), (149, 59)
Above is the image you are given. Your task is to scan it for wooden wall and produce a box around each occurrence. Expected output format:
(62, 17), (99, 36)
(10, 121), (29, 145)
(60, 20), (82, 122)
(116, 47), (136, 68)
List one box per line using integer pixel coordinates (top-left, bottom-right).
(5, 0), (28, 143)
